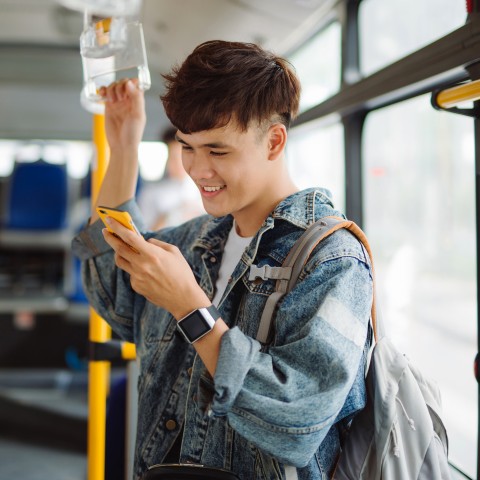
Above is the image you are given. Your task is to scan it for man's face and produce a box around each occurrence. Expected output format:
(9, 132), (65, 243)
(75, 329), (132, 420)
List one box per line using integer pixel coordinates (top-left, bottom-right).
(176, 119), (280, 234)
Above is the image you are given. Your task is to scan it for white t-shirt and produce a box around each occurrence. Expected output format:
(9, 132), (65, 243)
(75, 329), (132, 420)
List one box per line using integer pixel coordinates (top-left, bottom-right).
(212, 223), (253, 307)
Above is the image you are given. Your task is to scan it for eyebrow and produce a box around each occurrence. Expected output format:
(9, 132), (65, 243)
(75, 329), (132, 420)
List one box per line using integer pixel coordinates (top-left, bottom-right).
(175, 135), (231, 149)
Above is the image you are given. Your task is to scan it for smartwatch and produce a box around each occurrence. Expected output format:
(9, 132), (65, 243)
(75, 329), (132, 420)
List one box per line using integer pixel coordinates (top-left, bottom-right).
(176, 305), (221, 344)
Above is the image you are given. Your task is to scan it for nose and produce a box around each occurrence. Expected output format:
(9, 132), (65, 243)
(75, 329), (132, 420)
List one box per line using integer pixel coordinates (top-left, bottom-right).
(184, 152), (215, 181)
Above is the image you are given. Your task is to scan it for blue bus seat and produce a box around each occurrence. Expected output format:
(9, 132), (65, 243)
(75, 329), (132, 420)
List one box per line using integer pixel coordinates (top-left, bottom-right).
(0, 160), (71, 249)
(0, 160), (71, 313)
(5, 160), (68, 230)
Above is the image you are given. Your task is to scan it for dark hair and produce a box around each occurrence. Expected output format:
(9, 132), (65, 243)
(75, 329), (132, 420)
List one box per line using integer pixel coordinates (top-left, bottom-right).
(161, 40), (301, 133)
(161, 126), (177, 144)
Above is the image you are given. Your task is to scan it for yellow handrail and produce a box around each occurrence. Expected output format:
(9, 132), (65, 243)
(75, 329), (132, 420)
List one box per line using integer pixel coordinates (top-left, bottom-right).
(87, 311), (111, 480)
(436, 78), (480, 109)
(87, 114), (137, 480)
(88, 113), (111, 480)
(121, 341), (137, 360)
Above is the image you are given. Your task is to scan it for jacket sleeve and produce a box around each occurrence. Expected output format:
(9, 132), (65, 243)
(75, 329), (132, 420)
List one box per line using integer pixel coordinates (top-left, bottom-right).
(71, 199), (147, 343)
(211, 247), (373, 467)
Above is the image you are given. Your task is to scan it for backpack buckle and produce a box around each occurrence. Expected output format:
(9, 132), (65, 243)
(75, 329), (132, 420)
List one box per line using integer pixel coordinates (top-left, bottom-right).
(248, 265), (292, 281)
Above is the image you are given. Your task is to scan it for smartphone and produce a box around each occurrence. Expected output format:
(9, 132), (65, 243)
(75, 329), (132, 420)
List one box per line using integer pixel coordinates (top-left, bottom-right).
(96, 206), (141, 252)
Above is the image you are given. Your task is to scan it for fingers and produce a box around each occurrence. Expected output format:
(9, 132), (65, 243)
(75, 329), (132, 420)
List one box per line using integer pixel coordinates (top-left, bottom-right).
(101, 229), (133, 272)
(148, 238), (178, 252)
(102, 217), (143, 254)
(103, 221), (180, 283)
(114, 250), (132, 272)
(102, 228), (131, 253)
(99, 79), (140, 103)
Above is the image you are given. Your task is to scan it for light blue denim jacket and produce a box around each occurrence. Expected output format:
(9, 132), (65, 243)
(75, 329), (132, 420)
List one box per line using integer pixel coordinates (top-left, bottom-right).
(72, 188), (373, 480)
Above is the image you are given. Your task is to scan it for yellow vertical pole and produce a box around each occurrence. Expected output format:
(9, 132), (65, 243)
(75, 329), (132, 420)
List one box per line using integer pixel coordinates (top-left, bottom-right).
(88, 113), (111, 480)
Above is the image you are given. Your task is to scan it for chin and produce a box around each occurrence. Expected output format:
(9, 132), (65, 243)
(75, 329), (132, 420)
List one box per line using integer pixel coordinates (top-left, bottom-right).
(203, 205), (229, 218)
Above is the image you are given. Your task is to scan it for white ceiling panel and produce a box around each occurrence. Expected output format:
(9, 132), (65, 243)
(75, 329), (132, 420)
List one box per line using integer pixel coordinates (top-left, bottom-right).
(0, 0), (330, 139)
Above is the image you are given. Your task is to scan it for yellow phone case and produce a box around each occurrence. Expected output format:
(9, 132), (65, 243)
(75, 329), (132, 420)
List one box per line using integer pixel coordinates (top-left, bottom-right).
(96, 206), (141, 253)
(96, 206), (141, 236)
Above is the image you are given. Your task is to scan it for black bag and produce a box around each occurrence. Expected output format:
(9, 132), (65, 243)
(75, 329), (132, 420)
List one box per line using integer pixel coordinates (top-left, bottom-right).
(142, 463), (240, 480)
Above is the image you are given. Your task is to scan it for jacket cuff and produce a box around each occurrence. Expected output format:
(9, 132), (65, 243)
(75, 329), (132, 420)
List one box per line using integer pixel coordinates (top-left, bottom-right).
(71, 199), (145, 261)
(211, 327), (261, 417)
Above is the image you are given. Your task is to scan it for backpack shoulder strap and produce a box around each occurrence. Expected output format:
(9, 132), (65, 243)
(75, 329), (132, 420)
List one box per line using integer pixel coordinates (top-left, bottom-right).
(255, 216), (377, 344)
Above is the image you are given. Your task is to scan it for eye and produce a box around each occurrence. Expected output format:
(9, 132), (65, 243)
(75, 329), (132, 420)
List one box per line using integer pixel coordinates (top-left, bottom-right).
(210, 151), (227, 157)
(181, 145), (193, 152)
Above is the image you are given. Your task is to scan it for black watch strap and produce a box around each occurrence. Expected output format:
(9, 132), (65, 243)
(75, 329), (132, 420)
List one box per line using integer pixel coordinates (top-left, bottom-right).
(205, 305), (221, 321)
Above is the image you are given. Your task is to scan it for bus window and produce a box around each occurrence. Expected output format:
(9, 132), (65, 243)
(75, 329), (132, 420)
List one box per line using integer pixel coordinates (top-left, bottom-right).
(66, 142), (92, 180)
(0, 141), (16, 177)
(287, 120), (345, 212)
(138, 141), (168, 181)
(359, 0), (467, 76)
(288, 22), (341, 113)
(363, 94), (476, 477)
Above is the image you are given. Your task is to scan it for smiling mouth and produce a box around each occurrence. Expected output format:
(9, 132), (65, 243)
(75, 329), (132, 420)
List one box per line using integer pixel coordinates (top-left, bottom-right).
(202, 185), (226, 192)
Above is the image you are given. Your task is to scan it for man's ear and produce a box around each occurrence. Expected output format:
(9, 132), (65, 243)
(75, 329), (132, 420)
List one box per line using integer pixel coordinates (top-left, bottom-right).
(267, 123), (287, 161)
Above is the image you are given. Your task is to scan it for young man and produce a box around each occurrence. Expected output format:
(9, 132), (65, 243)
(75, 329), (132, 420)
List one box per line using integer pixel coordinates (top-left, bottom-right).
(72, 40), (373, 480)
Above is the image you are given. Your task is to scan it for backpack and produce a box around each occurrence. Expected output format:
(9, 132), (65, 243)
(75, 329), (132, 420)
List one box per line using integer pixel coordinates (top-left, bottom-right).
(251, 216), (451, 480)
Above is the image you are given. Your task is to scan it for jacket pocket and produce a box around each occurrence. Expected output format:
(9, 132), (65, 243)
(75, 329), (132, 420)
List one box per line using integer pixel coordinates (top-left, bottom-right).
(254, 447), (283, 480)
(194, 372), (215, 414)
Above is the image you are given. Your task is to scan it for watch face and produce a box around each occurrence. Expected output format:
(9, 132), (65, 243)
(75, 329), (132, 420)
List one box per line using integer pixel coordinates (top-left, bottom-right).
(181, 311), (212, 340)
(177, 307), (219, 343)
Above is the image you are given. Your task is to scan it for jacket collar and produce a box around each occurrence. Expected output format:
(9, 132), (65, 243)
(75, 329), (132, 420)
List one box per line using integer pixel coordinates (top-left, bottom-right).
(192, 187), (334, 252)
(271, 187), (334, 229)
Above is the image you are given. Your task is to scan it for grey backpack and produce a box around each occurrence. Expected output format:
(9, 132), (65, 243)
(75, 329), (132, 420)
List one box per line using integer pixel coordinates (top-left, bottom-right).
(251, 216), (451, 480)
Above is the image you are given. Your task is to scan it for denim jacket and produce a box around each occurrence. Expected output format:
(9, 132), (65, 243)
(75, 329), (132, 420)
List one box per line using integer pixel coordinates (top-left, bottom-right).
(72, 188), (373, 480)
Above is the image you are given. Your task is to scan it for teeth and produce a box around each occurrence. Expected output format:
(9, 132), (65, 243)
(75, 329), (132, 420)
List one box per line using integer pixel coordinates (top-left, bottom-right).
(203, 186), (224, 192)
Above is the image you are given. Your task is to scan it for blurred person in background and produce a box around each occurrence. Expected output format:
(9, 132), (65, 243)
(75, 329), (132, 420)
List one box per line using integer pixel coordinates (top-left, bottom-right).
(137, 126), (204, 230)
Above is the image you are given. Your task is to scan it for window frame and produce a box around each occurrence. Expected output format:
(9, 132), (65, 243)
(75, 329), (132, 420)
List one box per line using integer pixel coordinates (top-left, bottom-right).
(289, 1), (480, 477)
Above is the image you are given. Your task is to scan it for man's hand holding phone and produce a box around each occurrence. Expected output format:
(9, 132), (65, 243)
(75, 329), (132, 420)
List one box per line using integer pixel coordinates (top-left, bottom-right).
(98, 206), (210, 318)
(97, 206), (141, 253)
